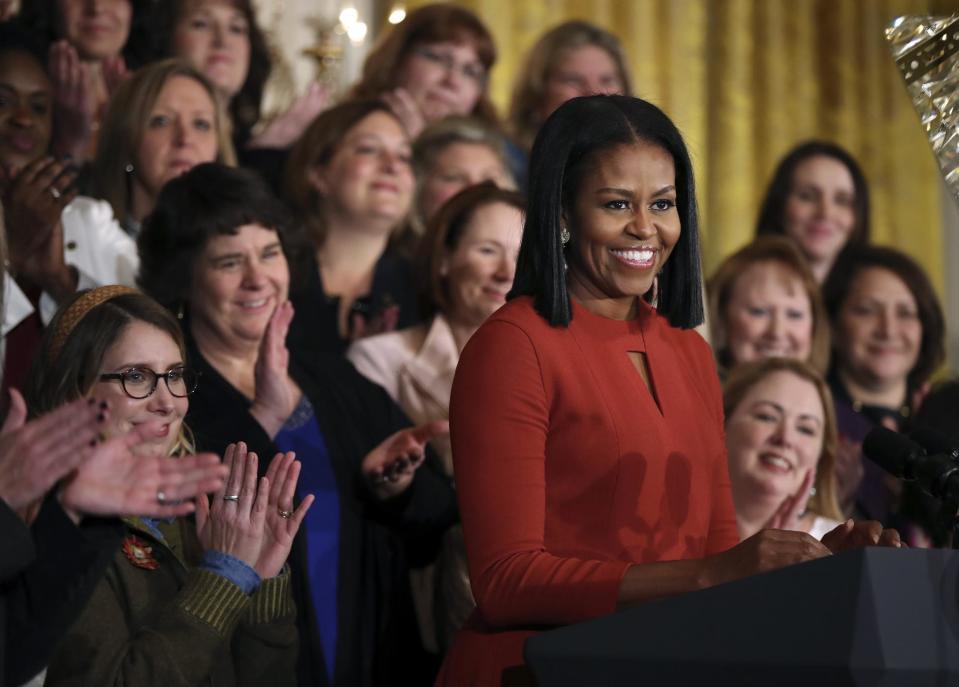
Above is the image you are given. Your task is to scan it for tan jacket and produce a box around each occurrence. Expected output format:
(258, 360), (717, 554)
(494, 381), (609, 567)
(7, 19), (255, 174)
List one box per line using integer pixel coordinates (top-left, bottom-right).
(347, 315), (458, 475)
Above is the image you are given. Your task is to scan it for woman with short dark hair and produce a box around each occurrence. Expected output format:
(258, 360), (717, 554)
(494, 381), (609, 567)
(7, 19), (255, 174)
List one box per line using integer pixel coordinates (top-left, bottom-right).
(139, 162), (457, 687)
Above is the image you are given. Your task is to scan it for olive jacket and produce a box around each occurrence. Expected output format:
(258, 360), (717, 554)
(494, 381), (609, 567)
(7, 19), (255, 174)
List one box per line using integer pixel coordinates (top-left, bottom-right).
(44, 515), (298, 687)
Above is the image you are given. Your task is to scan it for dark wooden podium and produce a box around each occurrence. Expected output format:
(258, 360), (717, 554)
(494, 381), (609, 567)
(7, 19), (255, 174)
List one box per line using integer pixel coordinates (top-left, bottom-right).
(524, 548), (959, 686)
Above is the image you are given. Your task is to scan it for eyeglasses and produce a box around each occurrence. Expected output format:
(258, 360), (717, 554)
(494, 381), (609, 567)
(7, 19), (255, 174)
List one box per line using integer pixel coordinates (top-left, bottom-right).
(412, 46), (486, 85)
(99, 366), (200, 400)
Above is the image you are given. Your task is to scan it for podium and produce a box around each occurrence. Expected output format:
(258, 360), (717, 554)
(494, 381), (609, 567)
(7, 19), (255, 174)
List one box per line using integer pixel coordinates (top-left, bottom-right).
(524, 548), (959, 686)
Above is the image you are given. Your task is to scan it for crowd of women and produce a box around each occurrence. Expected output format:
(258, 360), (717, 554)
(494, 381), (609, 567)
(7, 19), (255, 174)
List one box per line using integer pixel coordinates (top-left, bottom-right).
(0, 2), (956, 686)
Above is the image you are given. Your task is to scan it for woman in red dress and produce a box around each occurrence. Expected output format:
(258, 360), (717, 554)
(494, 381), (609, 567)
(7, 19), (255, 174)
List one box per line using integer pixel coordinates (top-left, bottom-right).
(436, 95), (896, 686)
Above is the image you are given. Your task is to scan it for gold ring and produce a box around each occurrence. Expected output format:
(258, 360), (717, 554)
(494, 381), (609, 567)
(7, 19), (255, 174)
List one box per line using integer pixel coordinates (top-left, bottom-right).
(278, 509), (293, 519)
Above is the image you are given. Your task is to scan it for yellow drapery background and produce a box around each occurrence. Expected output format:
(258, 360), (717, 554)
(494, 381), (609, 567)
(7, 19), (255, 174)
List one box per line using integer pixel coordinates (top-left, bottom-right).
(406, 0), (959, 290)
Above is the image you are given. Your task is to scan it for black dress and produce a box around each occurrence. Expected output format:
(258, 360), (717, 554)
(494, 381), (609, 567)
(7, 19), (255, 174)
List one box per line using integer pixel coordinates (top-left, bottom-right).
(289, 248), (422, 357)
(184, 335), (457, 687)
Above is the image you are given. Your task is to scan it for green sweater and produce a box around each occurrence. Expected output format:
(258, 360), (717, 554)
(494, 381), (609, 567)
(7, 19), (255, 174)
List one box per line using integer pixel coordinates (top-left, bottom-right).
(44, 516), (298, 687)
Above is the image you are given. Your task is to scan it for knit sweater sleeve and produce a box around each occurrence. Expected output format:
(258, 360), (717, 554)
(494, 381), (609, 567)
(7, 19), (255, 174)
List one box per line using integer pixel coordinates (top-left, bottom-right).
(232, 567), (299, 687)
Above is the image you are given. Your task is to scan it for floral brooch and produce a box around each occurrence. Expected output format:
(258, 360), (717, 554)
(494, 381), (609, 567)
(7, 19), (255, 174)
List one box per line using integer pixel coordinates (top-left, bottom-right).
(122, 534), (159, 570)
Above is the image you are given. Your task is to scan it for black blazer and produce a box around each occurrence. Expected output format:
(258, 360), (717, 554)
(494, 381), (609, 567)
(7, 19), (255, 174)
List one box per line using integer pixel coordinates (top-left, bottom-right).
(184, 338), (457, 687)
(1, 498), (122, 687)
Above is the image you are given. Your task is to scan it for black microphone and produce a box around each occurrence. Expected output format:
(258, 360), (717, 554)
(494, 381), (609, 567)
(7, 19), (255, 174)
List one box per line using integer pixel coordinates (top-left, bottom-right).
(910, 428), (959, 461)
(863, 426), (959, 502)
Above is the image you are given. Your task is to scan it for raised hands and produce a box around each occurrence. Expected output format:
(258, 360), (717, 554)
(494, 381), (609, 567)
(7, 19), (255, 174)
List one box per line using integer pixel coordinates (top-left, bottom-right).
(58, 423), (228, 520)
(249, 301), (297, 439)
(2, 157), (78, 300)
(254, 451), (314, 579)
(246, 81), (329, 150)
(49, 40), (97, 161)
(196, 443), (267, 568)
(762, 469), (815, 532)
(196, 443), (312, 578)
(0, 390), (103, 516)
(0, 390), (228, 523)
(48, 41), (127, 161)
(381, 88), (427, 138)
(349, 302), (400, 342)
(362, 420), (449, 500)
(820, 519), (902, 553)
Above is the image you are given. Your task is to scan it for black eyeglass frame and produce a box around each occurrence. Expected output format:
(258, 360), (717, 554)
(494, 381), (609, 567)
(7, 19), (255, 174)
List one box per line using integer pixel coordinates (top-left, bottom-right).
(98, 366), (200, 400)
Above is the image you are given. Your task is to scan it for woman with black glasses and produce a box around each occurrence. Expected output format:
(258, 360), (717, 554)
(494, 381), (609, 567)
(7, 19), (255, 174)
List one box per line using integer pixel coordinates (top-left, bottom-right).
(33, 286), (310, 687)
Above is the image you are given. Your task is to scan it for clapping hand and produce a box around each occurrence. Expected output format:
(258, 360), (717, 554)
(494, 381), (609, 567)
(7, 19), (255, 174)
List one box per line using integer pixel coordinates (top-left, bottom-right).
(58, 422), (228, 520)
(349, 303), (400, 342)
(247, 81), (329, 149)
(249, 301), (297, 439)
(253, 451), (314, 579)
(49, 40), (98, 161)
(381, 88), (427, 138)
(196, 443), (269, 569)
(0, 390), (228, 523)
(0, 390), (102, 518)
(362, 420), (449, 500)
(762, 469), (815, 532)
(2, 158), (77, 268)
(820, 519), (903, 553)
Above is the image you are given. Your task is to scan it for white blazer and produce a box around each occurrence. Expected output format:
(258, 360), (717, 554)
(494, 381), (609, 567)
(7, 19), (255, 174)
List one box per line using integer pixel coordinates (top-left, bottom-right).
(3, 196), (139, 334)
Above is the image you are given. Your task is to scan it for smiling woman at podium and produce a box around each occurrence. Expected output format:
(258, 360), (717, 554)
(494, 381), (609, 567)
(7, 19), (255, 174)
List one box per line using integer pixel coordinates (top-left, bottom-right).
(435, 95), (850, 686)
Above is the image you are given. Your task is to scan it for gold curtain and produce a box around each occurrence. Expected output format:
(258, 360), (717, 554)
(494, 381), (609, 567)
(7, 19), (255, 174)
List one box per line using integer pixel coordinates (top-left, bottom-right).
(405, 0), (959, 290)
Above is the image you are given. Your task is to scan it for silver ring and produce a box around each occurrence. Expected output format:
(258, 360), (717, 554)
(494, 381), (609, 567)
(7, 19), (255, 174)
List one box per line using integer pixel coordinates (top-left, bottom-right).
(50, 187), (61, 199)
(156, 490), (167, 504)
(278, 509), (293, 519)
(222, 494), (240, 502)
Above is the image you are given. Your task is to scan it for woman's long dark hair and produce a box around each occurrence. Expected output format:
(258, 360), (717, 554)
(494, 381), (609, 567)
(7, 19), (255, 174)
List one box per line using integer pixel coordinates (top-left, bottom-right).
(509, 94), (704, 328)
(755, 140), (871, 245)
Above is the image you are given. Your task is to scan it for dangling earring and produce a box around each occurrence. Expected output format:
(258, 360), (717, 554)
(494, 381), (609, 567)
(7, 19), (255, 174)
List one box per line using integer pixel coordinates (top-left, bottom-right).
(176, 302), (185, 320)
(560, 224), (570, 246)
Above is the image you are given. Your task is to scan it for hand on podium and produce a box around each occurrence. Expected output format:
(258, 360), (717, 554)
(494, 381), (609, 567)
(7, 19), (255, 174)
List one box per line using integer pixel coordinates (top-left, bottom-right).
(820, 518), (903, 553)
(700, 529), (831, 588)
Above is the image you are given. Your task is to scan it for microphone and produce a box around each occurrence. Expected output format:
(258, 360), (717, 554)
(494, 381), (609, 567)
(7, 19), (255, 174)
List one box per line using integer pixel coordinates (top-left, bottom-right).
(910, 428), (959, 461)
(863, 426), (959, 503)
